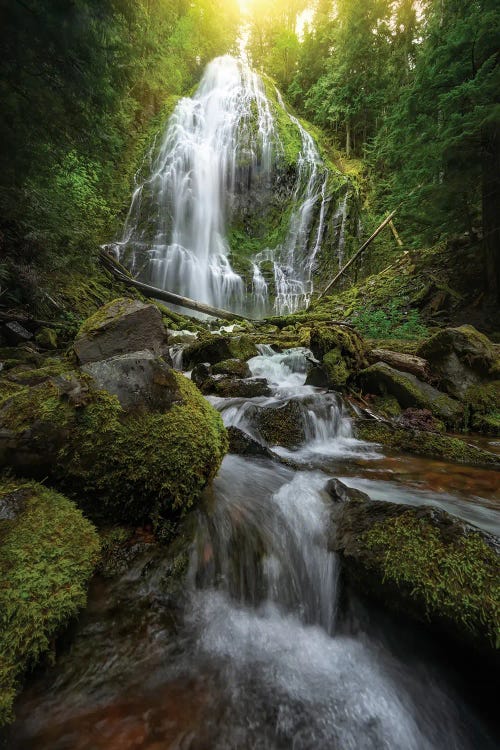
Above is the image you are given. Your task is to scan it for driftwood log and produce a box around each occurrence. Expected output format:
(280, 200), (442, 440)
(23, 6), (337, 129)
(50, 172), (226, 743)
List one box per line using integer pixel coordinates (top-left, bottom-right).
(99, 249), (256, 322)
(367, 348), (431, 382)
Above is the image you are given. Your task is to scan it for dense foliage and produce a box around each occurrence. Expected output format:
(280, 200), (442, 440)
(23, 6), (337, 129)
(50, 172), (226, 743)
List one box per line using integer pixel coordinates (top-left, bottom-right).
(247, 0), (500, 301)
(0, 0), (238, 280)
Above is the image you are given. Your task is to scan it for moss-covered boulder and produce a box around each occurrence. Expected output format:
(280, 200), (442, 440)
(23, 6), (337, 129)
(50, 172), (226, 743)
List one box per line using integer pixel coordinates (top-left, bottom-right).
(355, 419), (499, 467)
(358, 362), (463, 426)
(184, 334), (259, 369)
(254, 400), (306, 448)
(309, 324), (368, 389)
(330, 486), (500, 651)
(212, 358), (251, 378)
(0, 366), (228, 522)
(464, 380), (500, 436)
(74, 298), (168, 365)
(417, 325), (498, 399)
(0, 478), (100, 726)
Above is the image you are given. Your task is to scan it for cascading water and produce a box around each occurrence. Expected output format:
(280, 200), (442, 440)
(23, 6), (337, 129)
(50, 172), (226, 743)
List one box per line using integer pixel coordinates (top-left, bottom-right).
(113, 55), (338, 317)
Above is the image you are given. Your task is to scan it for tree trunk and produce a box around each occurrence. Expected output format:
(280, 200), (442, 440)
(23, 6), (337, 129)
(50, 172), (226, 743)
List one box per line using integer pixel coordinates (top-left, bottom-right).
(346, 120), (351, 157)
(482, 122), (500, 304)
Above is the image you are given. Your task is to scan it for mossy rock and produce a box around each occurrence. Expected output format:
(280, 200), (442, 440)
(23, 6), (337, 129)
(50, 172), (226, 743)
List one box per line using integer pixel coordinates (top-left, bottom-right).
(309, 324), (367, 389)
(212, 358), (251, 378)
(74, 298), (168, 365)
(371, 395), (402, 419)
(0, 369), (228, 522)
(34, 327), (58, 350)
(0, 478), (100, 727)
(464, 381), (500, 436)
(358, 362), (463, 427)
(254, 400), (306, 448)
(227, 335), (258, 361)
(356, 420), (499, 468)
(330, 490), (500, 651)
(417, 326), (497, 399)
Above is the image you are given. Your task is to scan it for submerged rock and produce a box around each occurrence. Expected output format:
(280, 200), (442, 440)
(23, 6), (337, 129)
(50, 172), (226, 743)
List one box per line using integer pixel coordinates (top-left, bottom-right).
(355, 419), (499, 467)
(74, 298), (168, 365)
(329, 483), (500, 651)
(358, 362), (463, 426)
(417, 325), (498, 399)
(0, 478), (100, 727)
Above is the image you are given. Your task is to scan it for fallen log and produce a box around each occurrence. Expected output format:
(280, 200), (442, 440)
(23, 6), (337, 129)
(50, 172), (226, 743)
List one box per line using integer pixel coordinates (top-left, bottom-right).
(367, 348), (431, 382)
(317, 209), (398, 300)
(99, 249), (255, 323)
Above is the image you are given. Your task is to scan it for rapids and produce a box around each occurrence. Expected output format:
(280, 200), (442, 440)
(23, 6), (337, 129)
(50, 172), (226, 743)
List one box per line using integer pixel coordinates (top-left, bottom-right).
(8, 345), (500, 749)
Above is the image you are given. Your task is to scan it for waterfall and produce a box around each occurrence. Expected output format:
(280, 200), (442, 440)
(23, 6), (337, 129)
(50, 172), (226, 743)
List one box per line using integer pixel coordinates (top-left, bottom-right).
(114, 55), (336, 317)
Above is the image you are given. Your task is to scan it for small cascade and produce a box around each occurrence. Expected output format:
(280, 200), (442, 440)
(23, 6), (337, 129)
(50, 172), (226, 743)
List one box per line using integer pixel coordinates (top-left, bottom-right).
(113, 55), (342, 317)
(191, 458), (338, 633)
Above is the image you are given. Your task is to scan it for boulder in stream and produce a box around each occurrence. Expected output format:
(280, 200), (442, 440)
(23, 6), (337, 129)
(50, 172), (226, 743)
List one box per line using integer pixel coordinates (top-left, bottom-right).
(254, 400), (307, 448)
(184, 334), (258, 369)
(309, 324), (368, 390)
(329, 481), (500, 652)
(0, 360), (228, 522)
(74, 297), (168, 365)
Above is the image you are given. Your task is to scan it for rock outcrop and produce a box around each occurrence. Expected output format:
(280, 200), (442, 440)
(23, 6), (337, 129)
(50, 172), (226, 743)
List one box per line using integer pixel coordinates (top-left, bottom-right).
(329, 480), (500, 652)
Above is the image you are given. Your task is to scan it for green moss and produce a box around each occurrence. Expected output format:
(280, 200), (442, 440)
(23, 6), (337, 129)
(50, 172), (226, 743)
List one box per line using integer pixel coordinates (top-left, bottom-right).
(76, 296), (134, 338)
(372, 395), (402, 418)
(356, 420), (499, 467)
(362, 513), (499, 647)
(0, 478), (100, 726)
(227, 335), (258, 361)
(464, 381), (500, 436)
(35, 327), (58, 350)
(212, 359), (250, 378)
(0, 371), (228, 522)
(358, 362), (463, 426)
(323, 348), (350, 388)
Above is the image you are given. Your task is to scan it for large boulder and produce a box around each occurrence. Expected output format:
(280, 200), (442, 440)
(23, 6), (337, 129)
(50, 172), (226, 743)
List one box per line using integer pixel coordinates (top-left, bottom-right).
(416, 325), (498, 398)
(81, 351), (181, 412)
(74, 298), (168, 365)
(464, 381), (500, 436)
(309, 324), (368, 390)
(329, 483), (500, 651)
(212, 358), (251, 378)
(0, 363), (228, 522)
(355, 419), (499, 467)
(0, 478), (100, 726)
(358, 362), (463, 426)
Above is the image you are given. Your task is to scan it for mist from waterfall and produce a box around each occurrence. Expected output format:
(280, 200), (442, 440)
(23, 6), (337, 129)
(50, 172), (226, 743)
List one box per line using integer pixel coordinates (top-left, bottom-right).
(115, 55), (341, 317)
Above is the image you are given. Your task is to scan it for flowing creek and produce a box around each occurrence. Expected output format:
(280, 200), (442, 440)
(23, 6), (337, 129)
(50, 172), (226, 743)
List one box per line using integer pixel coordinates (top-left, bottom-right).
(8, 346), (500, 749)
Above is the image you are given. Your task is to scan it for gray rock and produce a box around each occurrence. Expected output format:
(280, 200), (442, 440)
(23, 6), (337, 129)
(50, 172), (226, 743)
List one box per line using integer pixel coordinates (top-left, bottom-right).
(325, 478), (371, 504)
(3, 321), (33, 345)
(358, 362), (463, 425)
(82, 351), (182, 412)
(74, 299), (168, 365)
(416, 325), (497, 398)
(227, 426), (272, 458)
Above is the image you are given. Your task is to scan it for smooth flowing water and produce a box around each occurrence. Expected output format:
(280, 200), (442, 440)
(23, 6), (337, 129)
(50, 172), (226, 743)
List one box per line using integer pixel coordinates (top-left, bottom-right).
(9, 346), (500, 749)
(113, 56), (336, 316)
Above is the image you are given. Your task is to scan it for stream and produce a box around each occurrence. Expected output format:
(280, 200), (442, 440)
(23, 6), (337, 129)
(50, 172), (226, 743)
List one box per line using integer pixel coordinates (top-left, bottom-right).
(7, 345), (500, 749)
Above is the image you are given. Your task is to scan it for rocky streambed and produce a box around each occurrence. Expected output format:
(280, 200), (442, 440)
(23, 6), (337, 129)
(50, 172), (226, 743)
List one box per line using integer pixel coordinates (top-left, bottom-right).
(0, 298), (499, 748)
